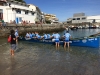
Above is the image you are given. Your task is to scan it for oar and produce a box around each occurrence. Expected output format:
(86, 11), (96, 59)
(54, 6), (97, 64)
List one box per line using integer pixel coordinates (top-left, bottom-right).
(89, 32), (100, 37)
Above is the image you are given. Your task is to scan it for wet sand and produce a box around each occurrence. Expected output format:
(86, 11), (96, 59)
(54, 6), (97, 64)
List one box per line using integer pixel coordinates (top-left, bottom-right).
(0, 41), (100, 75)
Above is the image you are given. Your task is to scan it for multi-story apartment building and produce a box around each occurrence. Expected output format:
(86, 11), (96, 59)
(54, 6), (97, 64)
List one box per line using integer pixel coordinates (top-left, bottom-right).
(67, 13), (100, 23)
(0, 0), (41, 24)
(28, 4), (44, 23)
(44, 14), (59, 24)
(45, 14), (56, 20)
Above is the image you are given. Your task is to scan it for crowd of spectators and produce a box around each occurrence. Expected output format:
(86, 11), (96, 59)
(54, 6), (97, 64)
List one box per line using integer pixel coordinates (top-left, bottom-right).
(0, 19), (45, 27)
(9, 20), (43, 26)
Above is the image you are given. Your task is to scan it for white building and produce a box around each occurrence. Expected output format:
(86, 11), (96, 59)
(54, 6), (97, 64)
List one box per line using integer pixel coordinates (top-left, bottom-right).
(28, 4), (43, 23)
(87, 15), (100, 23)
(44, 13), (59, 24)
(67, 13), (100, 23)
(41, 12), (46, 23)
(0, 0), (37, 24)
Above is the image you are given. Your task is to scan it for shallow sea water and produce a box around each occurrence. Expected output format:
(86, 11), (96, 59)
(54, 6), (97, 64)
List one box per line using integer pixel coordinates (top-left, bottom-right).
(0, 29), (100, 75)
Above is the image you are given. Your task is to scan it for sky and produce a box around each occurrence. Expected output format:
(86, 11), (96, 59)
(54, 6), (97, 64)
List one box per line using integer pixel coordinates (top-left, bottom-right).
(25, 0), (100, 22)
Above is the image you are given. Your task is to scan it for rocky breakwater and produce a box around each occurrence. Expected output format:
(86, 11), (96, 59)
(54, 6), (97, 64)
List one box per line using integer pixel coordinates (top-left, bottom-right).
(0, 24), (65, 37)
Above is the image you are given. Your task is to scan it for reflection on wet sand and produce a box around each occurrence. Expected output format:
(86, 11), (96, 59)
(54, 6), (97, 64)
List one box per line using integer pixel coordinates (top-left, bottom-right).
(10, 57), (16, 75)
(0, 39), (100, 75)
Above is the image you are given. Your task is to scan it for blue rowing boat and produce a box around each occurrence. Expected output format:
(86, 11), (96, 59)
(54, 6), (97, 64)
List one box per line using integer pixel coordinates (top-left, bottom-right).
(19, 36), (100, 48)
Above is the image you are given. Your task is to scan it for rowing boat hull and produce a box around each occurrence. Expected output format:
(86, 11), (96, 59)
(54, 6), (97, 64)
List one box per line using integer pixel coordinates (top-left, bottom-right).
(19, 37), (100, 48)
(70, 37), (99, 48)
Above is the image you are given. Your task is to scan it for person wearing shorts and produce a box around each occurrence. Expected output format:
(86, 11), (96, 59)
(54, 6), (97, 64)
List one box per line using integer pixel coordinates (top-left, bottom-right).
(10, 30), (16, 56)
(54, 32), (60, 49)
(63, 31), (71, 48)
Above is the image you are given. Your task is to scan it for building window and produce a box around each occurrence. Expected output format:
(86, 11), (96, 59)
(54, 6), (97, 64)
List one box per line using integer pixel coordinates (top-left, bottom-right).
(31, 12), (34, 15)
(16, 9), (21, 14)
(25, 10), (28, 14)
(9, 3), (11, 7)
(82, 17), (86, 20)
(77, 18), (80, 20)
(19, 17), (22, 22)
(73, 18), (76, 20)
(12, 8), (15, 11)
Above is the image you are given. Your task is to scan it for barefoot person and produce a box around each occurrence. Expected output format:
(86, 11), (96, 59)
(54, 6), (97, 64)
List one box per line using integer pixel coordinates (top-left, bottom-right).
(10, 30), (16, 56)
(54, 32), (60, 49)
(63, 31), (71, 48)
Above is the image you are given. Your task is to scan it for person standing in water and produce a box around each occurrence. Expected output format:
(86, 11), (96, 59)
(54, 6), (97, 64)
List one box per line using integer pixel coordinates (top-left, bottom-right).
(15, 27), (19, 50)
(63, 31), (71, 48)
(15, 27), (19, 42)
(10, 30), (16, 56)
(54, 32), (60, 49)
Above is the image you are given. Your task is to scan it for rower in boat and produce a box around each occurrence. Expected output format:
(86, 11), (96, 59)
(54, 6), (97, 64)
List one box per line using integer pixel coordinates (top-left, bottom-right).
(54, 32), (60, 49)
(25, 32), (30, 38)
(35, 32), (42, 39)
(42, 33), (48, 40)
(47, 34), (51, 39)
(32, 32), (35, 38)
(29, 32), (33, 38)
(63, 31), (71, 48)
(51, 32), (56, 39)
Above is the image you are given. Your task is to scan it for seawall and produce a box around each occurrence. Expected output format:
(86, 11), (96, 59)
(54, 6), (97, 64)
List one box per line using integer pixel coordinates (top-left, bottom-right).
(0, 24), (65, 37)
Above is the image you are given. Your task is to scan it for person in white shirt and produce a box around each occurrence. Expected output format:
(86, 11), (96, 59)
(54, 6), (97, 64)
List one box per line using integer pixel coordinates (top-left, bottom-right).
(15, 28), (19, 43)
(25, 33), (30, 38)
